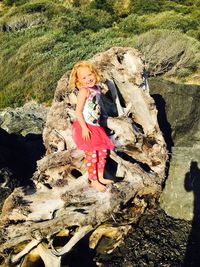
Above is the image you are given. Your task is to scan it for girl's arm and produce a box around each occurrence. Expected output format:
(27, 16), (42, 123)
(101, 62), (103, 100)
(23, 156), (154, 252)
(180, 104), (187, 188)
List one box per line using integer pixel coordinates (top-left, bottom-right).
(75, 88), (91, 140)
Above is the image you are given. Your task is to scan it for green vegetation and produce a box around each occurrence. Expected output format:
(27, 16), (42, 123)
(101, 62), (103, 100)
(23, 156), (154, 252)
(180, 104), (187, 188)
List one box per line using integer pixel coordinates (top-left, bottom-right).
(135, 30), (200, 78)
(118, 11), (199, 34)
(0, 0), (200, 108)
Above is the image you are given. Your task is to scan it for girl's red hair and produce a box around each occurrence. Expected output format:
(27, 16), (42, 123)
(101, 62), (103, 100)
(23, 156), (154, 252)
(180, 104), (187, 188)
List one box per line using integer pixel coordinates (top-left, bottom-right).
(69, 61), (100, 89)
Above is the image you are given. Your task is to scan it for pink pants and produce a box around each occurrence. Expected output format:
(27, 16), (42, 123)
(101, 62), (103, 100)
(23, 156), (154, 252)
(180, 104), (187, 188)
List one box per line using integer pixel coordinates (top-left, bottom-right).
(84, 149), (107, 181)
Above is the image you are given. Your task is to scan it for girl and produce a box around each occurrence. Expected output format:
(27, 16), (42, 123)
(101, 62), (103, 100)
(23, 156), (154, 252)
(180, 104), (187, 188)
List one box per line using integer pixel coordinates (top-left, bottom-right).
(70, 61), (114, 192)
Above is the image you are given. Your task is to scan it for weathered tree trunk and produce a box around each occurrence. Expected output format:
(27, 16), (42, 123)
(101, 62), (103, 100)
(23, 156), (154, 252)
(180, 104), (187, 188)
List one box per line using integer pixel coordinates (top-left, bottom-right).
(0, 47), (167, 266)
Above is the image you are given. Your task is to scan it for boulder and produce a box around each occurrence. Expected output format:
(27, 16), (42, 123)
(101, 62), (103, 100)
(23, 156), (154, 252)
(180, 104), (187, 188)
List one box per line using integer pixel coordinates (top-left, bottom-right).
(160, 146), (200, 221)
(0, 102), (47, 213)
(150, 78), (200, 221)
(0, 101), (48, 136)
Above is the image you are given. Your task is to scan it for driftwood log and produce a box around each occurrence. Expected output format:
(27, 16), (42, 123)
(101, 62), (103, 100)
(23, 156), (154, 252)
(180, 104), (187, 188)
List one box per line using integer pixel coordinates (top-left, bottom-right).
(0, 47), (167, 266)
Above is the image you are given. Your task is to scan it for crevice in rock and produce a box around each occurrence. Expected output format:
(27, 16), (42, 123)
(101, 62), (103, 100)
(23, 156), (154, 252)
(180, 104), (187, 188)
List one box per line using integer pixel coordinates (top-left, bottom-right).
(0, 128), (45, 186)
(73, 208), (88, 214)
(70, 169), (82, 179)
(132, 121), (144, 134)
(113, 80), (126, 108)
(116, 53), (125, 65)
(20, 253), (45, 267)
(43, 183), (53, 189)
(116, 151), (152, 173)
(0, 255), (4, 265)
(7, 220), (26, 225)
(53, 235), (71, 248)
(104, 156), (123, 182)
(151, 94), (173, 153)
(61, 232), (96, 267)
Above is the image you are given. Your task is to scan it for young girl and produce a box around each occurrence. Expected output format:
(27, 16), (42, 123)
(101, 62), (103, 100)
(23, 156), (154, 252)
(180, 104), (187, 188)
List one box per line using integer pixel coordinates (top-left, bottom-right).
(70, 61), (114, 192)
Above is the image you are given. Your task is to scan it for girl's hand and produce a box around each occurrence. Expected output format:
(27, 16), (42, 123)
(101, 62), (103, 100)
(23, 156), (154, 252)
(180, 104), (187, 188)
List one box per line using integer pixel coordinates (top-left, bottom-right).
(100, 82), (109, 94)
(82, 126), (91, 140)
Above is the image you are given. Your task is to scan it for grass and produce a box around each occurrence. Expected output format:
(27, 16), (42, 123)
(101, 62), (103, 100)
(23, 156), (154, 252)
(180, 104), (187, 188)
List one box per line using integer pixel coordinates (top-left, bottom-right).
(0, 27), (136, 108)
(134, 29), (200, 79)
(0, 0), (200, 108)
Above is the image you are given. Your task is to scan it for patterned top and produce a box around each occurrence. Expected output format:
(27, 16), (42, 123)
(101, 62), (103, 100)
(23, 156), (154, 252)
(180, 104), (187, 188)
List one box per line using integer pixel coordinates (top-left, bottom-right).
(82, 85), (101, 126)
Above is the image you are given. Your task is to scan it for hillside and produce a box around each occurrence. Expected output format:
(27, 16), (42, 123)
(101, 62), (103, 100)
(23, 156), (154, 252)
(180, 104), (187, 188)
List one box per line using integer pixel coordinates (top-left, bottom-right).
(0, 0), (200, 108)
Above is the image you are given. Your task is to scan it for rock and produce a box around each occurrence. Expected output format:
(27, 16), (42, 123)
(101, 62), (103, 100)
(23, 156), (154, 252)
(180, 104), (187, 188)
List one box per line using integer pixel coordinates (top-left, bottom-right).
(0, 102), (47, 213)
(149, 78), (200, 147)
(95, 207), (191, 267)
(160, 146), (200, 221)
(0, 47), (167, 266)
(0, 168), (17, 212)
(0, 100), (49, 136)
(149, 78), (200, 220)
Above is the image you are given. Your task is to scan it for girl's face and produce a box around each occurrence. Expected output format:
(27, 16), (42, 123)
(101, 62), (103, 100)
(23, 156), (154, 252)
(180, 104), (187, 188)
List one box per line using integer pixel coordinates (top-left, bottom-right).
(77, 67), (96, 88)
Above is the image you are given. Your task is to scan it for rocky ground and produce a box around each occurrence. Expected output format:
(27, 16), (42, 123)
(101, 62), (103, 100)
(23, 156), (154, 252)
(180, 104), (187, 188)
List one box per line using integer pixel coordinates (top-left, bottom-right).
(60, 206), (197, 267)
(95, 207), (193, 267)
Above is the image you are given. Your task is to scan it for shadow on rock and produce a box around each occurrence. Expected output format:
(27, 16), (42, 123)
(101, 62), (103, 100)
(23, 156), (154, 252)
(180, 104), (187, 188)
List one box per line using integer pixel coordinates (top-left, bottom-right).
(183, 161), (200, 267)
(0, 128), (45, 187)
(151, 93), (173, 186)
(151, 94), (174, 153)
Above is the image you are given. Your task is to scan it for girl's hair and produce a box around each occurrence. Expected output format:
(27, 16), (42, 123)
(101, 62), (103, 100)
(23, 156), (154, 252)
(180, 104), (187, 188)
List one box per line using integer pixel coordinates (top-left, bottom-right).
(69, 61), (100, 89)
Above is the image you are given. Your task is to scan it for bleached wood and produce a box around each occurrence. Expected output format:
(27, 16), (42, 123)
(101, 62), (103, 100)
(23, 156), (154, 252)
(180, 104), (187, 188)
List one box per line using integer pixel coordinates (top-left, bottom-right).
(11, 239), (41, 265)
(51, 225), (93, 256)
(0, 47), (167, 266)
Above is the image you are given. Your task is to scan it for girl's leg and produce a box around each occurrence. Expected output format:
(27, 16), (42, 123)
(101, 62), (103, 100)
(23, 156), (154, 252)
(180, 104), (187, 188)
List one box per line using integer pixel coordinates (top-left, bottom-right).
(97, 149), (113, 185)
(85, 151), (106, 192)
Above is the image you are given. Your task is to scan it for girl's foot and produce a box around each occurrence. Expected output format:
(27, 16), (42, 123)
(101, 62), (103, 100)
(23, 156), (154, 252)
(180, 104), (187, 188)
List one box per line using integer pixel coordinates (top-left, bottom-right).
(98, 177), (113, 185)
(90, 180), (106, 192)
(98, 172), (113, 185)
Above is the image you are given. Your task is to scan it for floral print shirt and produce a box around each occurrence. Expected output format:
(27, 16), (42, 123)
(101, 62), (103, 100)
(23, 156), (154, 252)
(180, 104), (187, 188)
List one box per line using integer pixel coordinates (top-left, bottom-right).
(83, 85), (101, 126)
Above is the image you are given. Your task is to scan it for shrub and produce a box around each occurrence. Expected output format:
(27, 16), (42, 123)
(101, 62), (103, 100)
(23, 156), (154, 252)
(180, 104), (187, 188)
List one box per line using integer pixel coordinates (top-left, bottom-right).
(163, 1), (194, 14)
(130, 0), (164, 15)
(186, 29), (199, 39)
(108, 0), (131, 17)
(2, 0), (26, 6)
(0, 1), (68, 32)
(50, 6), (113, 33)
(90, 0), (133, 17)
(50, 13), (84, 34)
(0, 26), (135, 108)
(134, 29), (200, 79)
(117, 14), (141, 34)
(90, 0), (114, 14)
(3, 0), (15, 5)
(78, 7), (113, 31)
(21, 1), (66, 18)
(0, 0), (200, 108)
(22, 2), (48, 13)
(142, 11), (199, 33)
(118, 11), (199, 35)
(0, 13), (47, 31)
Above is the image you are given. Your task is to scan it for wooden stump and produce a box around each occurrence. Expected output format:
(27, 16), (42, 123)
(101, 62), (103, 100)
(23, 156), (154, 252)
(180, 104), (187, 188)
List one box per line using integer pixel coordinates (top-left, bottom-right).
(0, 47), (167, 266)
